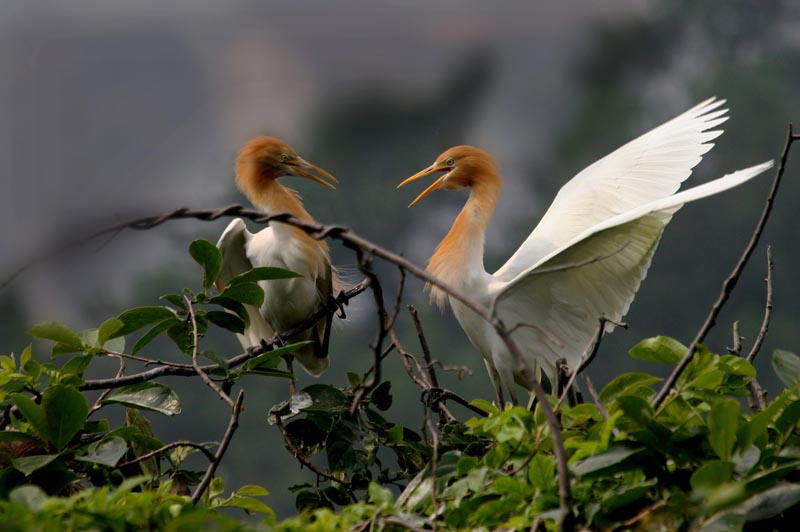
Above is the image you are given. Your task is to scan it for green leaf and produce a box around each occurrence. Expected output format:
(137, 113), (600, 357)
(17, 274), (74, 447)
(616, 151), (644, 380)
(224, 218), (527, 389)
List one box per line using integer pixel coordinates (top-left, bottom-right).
(628, 336), (686, 365)
(228, 266), (302, 286)
(691, 460), (735, 490)
(160, 293), (187, 309)
(11, 394), (50, 441)
(75, 436), (128, 466)
(299, 384), (350, 414)
(28, 321), (83, 356)
(27, 322), (84, 351)
(205, 310), (245, 335)
(216, 283), (265, 307)
(115, 306), (177, 338)
(131, 318), (179, 354)
(708, 398), (739, 461)
(236, 485), (270, 497)
(58, 356), (92, 381)
(0, 431), (40, 444)
(42, 385), (89, 450)
(775, 399), (800, 433)
(103, 382), (182, 416)
(600, 372), (662, 403)
(573, 445), (648, 478)
(97, 318), (124, 346)
(189, 239), (223, 290)
(772, 349), (800, 388)
(738, 483), (800, 522)
(11, 454), (59, 476)
(243, 342), (311, 371)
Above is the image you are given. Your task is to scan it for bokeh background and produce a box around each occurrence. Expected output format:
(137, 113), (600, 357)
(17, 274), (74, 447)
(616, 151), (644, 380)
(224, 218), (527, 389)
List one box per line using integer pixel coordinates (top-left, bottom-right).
(1, 0), (798, 517)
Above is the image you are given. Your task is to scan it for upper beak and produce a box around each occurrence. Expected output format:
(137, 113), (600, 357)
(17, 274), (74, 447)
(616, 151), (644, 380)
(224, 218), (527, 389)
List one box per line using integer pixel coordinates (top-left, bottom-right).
(286, 157), (339, 189)
(397, 164), (448, 208)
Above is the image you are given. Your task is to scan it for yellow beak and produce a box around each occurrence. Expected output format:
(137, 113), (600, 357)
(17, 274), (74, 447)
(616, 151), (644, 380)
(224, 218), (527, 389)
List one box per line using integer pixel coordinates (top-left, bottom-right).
(287, 157), (339, 189)
(397, 164), (449, 208)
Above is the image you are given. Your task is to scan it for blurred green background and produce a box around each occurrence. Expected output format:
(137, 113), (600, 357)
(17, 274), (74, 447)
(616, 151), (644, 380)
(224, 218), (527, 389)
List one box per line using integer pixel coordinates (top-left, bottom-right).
(1, 0), (798, 518)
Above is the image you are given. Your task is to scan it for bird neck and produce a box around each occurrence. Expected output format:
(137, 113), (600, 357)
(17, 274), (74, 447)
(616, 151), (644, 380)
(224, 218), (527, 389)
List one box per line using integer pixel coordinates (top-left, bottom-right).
(247, 179), (328, 249)
(426, 177), (500, 309)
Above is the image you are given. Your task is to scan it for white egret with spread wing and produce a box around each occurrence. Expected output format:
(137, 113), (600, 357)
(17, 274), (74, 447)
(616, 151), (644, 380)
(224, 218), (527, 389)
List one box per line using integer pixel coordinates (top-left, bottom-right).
(398, 98), (772, 403)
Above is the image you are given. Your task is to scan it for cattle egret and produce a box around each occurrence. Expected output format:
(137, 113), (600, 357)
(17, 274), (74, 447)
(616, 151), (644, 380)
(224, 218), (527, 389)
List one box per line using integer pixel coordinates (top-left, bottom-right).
(398, 98), (772, 403)
(216, 137), (340, 376)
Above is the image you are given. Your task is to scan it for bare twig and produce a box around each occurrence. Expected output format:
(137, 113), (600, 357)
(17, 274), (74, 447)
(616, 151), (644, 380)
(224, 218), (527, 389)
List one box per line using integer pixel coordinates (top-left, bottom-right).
(184, 295), (235, 408)
(730, 321), (742, 355)
(117, 440), (217, 468)
(409, 305), (439, 389)
(191, 390), (244, 505)
(89, 356), (126, 415)
(584, 376), (620, 438)
(746, 246), (774, 363)
(274, 411), (349, 486)
(349, 248), (389, 414)
(653, 126), (798, 410)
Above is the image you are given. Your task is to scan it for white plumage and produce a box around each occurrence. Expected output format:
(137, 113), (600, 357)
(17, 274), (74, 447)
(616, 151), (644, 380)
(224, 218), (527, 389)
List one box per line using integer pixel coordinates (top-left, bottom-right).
(399, 98), (772, 403)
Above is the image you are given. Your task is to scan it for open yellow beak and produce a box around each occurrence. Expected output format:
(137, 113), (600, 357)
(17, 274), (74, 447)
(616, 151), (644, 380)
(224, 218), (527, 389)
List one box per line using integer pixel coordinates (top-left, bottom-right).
(287, 157), (339, 189)
(397, 164), (449, 208)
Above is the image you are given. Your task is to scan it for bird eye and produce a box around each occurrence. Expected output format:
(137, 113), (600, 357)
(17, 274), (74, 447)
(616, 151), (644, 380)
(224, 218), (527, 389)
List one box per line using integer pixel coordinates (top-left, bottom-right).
(445, 158), (454, 166)
(280, 153), (289, 161)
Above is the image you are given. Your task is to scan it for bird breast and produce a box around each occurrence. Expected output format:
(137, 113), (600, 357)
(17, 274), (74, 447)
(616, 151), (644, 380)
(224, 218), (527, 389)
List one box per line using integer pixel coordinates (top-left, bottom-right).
(246, 228), (329, 332)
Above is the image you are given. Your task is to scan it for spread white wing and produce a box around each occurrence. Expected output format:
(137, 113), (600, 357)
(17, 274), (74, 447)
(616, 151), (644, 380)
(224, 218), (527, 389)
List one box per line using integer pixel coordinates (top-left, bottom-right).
(494, 97), (729, 281)
(492, 161), (773, 375)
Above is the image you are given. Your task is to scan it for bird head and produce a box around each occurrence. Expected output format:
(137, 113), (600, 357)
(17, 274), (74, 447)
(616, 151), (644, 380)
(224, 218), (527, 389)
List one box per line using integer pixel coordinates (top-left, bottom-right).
(397, 145), (499, 207)
(235, 136), (338, 194)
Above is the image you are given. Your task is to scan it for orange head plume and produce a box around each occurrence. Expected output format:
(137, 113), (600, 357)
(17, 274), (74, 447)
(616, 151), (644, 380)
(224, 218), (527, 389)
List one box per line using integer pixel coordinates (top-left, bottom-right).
(235, 136), (338, 197)
(397, 145), (500, 207)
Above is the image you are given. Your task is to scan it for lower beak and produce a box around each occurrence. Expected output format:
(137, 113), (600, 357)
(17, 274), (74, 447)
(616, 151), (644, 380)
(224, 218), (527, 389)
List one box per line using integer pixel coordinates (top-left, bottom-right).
(288, 158), (339, 189)
(397, 165), (448, 208)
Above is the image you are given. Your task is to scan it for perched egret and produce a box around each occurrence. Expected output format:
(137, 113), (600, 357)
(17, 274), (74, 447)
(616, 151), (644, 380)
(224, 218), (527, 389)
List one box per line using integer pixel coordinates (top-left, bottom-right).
(398, 98), (772, 403)
(216, 137), (340, 376)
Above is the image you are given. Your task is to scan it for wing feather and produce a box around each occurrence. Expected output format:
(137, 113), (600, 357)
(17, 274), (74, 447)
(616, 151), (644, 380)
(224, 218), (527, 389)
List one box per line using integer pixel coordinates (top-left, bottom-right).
(491, 161), (773, 379)
(215, 218), (276, 350)
(495, 97), (730, 281)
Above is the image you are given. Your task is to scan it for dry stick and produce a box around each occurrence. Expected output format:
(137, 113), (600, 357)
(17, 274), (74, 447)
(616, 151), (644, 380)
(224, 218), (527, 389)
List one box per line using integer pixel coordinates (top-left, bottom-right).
(184, 294), (235, 408)
(81, 280), (369, 391)
(746, 247), (774, 411)
(408, 305), (440, 389)
(730, 321), (742, 354)
(652, 126), (799, 410)
(584, 376), (620, 438)
(274, 412), (349, 487)
(746, 246), (774, 363)
(11, 205), (573, 528)
(88, 356), (126, 415)
(117, 440), (217, 468)
(191, 389), (244, 505)
(349, 248), (389, 415)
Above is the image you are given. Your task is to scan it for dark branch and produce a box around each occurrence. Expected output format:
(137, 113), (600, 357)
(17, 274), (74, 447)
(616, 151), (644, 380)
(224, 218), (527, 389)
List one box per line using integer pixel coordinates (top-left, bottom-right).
(652, 125), (798, 409)
(191, 390), (244, 505)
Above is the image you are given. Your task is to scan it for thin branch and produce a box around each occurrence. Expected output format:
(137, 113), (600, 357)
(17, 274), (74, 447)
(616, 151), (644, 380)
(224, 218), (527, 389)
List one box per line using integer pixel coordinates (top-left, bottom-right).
(729, 321), (742, 355)
(350, 248), (388, 414)
(88, 356), (126, 415)
(408, 305), (440, 389)
(653, 125), (798, 410)
(191, 390), (244, 505)
(117, 440), (217, 468)
(274, 411), (349, 486)
(584, 376), (620, 438)
(81, 280), (369, 391)
(746, 246), (774, 362)
(184, 295), (235, 408)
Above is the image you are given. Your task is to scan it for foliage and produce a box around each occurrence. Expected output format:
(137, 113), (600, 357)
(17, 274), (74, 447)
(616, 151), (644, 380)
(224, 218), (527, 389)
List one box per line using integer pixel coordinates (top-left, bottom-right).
(272, 340), (800, 531)
(2, 239), (799, 531)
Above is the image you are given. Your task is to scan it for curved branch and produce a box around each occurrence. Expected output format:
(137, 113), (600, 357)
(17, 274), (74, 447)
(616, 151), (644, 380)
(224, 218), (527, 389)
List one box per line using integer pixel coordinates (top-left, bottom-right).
(652, 125), (798, 409)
